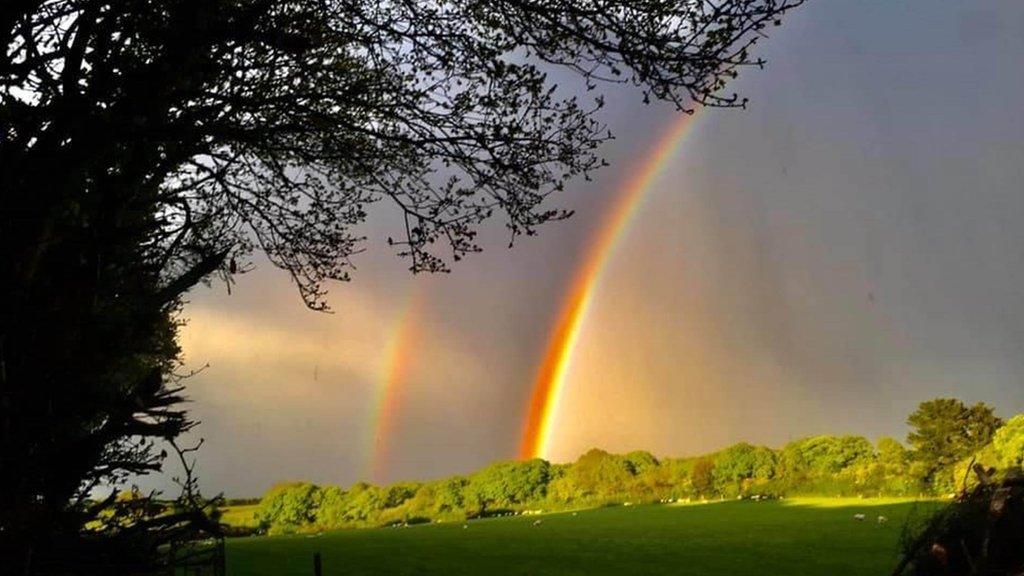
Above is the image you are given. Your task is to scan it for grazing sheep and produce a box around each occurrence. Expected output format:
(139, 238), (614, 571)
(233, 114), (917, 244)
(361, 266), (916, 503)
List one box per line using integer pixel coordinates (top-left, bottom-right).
(462, 524), (468, 529)
(572, 512), (578, 517)
(532, 519), (543, 526)
(853, 514), (866, 522)
(877, 515), (888, 524)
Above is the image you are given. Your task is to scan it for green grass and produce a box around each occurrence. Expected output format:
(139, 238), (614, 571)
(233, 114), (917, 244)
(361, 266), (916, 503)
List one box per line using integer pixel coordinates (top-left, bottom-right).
(220, 504), (260, 528)
(227, 498), (942, 576)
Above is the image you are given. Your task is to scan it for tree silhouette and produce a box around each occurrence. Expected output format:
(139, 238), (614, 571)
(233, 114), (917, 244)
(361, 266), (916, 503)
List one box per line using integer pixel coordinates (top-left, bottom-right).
(907, 398), (1003, 486)
(0, 0), (803, 570)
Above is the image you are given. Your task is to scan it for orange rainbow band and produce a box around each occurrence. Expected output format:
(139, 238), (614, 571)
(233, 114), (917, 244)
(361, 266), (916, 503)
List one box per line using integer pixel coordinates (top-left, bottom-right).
(367, 290), (422, 482)
(519, 110), (703, 461)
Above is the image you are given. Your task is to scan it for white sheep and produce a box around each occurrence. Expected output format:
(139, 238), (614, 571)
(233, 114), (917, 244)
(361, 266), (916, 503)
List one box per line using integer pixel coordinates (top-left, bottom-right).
(853, 514), (866, 522)
(532, 519), (543, 526)
(877, 515), (888, 524)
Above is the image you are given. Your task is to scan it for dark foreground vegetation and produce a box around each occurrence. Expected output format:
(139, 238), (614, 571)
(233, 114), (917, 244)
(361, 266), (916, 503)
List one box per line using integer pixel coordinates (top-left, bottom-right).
(895, 467), (1024, 576)
(250, 399), (1024, 535)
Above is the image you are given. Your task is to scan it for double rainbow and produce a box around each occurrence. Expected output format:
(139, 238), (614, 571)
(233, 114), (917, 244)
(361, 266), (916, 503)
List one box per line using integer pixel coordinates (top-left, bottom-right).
(519, 110), (703, 460)
(366, 109), (704, 474)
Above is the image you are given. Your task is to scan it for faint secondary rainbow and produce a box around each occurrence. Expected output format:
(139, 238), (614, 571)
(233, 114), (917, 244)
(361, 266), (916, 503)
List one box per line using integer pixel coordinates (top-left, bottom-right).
(367, 290), (422, 482)
(519, 110), (704, 460)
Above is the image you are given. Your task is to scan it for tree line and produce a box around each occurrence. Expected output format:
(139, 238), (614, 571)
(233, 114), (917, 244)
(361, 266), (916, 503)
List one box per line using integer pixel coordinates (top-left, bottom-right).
(250, 398), (1024, 534)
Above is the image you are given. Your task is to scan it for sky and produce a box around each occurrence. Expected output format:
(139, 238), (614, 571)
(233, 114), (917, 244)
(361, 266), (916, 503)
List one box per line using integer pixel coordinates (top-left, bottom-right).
(167, 1), (1024, 497)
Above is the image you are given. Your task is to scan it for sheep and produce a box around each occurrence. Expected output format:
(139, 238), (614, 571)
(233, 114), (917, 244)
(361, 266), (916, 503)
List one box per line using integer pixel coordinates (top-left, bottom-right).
(877, 515), (888, 524)
(853, 514), (866, 522)
(532, 519), (543, 526)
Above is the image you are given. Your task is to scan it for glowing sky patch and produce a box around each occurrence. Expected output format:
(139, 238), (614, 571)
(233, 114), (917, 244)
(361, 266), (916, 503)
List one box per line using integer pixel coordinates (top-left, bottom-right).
(519, 110), (703, 460)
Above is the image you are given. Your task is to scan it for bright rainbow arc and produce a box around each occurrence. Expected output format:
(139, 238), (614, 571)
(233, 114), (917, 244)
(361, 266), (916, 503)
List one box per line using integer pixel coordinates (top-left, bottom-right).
(519, 110), (703, 460)
(367, 290), (422, 482)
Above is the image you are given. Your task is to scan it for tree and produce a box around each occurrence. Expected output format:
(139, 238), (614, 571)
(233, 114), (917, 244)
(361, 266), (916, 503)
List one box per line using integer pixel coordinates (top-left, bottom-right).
(313, 485), (349, 528)
(465, 459), (551, 513)
(906, 398), (1003, 483)
(645, 458), (693, 497)
(431, 477), (470, 516)
(691, 457), (716, 497)
(0, 0), (804, 569)
(877, 437), (909, 475)
(254, 482), (321, 533)
(792, 436), (874, 475)
(340, 482), (388, 523)
(992, 414), (1024, 469)
(624, 451), (660, 476)
(548, 449), (637, 503)
(712, 443), (776, 494)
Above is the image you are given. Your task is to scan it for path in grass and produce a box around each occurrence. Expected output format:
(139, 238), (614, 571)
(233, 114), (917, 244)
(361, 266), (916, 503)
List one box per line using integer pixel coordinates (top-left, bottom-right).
(227, 498), (941, 576)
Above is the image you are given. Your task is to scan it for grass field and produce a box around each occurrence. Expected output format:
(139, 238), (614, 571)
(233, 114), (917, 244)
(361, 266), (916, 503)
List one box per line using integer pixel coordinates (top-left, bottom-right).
(220, 503), (260, 529)
(226, 498), (942, 576)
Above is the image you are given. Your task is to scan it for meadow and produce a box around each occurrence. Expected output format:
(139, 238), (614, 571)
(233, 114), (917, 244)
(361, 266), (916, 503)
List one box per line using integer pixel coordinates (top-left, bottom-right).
(226, 498), (941, 576)
(220, 504), (260, 529)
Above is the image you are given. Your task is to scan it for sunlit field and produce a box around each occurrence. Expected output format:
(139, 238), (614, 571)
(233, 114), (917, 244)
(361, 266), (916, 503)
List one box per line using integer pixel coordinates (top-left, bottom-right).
(219, 504), (260, 529)
(226, 498), (942, 576)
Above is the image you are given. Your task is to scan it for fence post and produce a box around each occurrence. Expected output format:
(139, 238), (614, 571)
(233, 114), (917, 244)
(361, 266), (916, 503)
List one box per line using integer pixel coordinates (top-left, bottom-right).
(313, 552), (322, 576)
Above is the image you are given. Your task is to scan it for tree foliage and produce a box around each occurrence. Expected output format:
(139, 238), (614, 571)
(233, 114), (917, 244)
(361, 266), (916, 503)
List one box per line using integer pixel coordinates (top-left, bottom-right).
(784, 435), (874, 475)
(464, 459), (551, 514)
(548, 449), (637, 503)
(254, 481), (321, 532)
(991, 414), (1024, 469)
(907, 398), (1003, 483)
(690, 457), (716, 497)
(712, 442), (777, 494)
